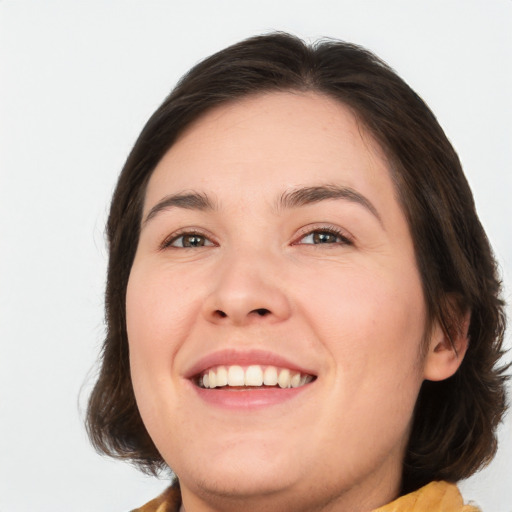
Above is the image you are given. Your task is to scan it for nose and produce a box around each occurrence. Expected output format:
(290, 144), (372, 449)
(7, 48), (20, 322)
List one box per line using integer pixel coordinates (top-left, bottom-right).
(202, 250), (292, 326)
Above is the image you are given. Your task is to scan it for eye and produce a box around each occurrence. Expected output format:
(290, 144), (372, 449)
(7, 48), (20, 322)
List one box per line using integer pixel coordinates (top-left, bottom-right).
(162, 232), (215, 249)
(296, 227), (352, 246)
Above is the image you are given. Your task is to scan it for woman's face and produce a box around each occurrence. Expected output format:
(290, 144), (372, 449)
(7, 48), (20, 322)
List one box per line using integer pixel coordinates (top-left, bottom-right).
(126, 92), (442, 510)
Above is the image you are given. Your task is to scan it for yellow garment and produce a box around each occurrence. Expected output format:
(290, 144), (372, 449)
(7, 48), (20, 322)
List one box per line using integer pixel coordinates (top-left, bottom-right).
(372, 481), (480, 512)
(131, 483), (179, 512)
(132, 480), (480, 512)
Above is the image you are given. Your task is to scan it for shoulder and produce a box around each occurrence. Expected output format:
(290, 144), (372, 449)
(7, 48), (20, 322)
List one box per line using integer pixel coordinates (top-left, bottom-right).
(130, 482), (181, 512)
(372, 481), (481, 512)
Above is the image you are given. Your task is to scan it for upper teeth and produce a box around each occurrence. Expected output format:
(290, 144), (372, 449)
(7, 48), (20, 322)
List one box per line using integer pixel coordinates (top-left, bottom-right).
(198, 365), (313, 389)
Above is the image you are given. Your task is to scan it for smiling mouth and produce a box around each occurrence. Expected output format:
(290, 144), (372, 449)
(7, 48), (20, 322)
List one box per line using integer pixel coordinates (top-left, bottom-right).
(195, 364), (316, 389)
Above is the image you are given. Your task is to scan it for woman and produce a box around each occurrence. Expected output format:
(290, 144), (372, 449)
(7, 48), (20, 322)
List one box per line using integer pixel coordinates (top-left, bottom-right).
(86, 33), (508, 511)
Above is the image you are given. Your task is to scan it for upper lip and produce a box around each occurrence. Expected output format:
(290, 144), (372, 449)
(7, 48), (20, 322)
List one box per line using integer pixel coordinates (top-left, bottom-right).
(183, 348), (317, 379)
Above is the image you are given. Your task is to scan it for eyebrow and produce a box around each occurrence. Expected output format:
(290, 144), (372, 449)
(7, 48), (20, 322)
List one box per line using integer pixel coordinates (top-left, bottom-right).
(142, 184), (382, 226)
(277, 184), (382, 224)
(143, 192), (216, 225)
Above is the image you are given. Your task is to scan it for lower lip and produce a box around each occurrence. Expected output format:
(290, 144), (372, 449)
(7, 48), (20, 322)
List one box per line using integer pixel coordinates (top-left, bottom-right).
(191, 383), (312, 409)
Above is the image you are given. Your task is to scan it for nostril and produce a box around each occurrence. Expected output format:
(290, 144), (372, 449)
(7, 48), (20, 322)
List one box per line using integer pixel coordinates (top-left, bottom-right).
(253, 308), (271, 316)
(211, 308), (271, 320)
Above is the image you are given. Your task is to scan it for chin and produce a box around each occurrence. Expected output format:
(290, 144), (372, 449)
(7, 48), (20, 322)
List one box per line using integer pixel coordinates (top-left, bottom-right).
(173, 444), (302, 499)
(200, 469), (292, 497)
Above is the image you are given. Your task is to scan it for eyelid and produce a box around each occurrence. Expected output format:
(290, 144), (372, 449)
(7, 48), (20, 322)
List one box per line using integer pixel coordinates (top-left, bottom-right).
(158, 224), (353, 250)
(160, 227), (218, 250)
(292, 224), (354, 246)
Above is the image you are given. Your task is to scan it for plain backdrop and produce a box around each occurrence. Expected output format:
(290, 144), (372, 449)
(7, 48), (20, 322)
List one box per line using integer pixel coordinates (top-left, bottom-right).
(1, 1), (511, 510)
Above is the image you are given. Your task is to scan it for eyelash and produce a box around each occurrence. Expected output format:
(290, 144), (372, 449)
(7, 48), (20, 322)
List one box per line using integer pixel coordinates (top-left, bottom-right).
(293, 225), (353, 247)
(160, 225), (353, 250)
(160, 229), (215, 250)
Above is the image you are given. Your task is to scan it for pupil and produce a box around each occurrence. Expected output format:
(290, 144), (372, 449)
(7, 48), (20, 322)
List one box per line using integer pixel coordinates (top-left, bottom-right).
(184, 235), (204, 247)
(313, 232), (335, 244)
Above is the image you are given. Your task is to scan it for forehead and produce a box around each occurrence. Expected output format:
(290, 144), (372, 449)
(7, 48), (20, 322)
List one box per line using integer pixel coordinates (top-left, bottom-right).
(144, 91), (397, 218)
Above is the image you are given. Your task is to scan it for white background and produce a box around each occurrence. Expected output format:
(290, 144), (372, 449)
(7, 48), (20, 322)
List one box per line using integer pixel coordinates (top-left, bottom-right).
(1, 1), (511, 510)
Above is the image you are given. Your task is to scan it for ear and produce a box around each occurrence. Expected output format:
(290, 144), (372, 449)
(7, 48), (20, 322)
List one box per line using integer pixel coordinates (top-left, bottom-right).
(423, 309), (470, 382)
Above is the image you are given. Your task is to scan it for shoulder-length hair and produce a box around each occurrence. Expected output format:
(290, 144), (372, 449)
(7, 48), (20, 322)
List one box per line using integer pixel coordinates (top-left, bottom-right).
(86, 32), (508, 494)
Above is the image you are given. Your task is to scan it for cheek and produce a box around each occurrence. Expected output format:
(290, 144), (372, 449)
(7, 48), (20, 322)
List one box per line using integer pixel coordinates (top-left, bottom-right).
(125, 263), (209, 447)
(125, 263), (201, 410)
(283, 261), (428, 478)
(126, 262), (200, 353)
(295, 259), (427, 379)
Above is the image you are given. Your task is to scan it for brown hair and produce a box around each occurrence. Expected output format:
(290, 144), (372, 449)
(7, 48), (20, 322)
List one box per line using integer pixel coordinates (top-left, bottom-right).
(86, 32), (509, 493)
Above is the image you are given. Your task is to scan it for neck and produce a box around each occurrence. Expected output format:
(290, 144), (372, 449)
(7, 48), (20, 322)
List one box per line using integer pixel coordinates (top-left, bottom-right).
(178, 476), (400, 512)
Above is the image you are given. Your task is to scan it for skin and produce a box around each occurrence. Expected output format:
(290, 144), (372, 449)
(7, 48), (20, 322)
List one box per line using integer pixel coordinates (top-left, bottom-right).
(126, 92), (466, 512)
